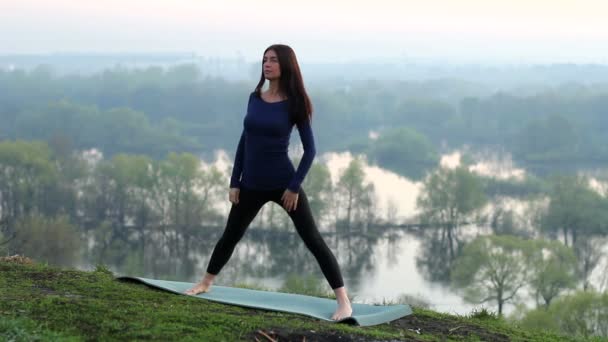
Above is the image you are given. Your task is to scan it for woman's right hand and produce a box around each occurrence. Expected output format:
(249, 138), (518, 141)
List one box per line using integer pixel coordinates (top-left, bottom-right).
(229, 188), (240, 204)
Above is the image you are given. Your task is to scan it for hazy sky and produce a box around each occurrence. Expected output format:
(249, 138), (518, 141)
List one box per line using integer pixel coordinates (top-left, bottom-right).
(2, 0), (608, 63)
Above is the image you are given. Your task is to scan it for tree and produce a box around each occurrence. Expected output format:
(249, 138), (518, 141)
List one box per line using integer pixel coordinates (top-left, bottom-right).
(0, 140), (59, 253)
(196, 163), (227, 227)
(333, 155), (377, 263)
(541, 175), (608, 290)
(518, 290), (608, 338)
(14, 100), (200, 160)
(12, 214), (81, 267)
(452, 235), (531, 316)
(417, 166), (487, 260)
(573, 236), (606, 291)
(515, 114), (582, 162)
(334, 155), (375, 232)
(367, 126), (439, 180)
(46, 134), (88, 223)
(300, 161), (333, 227)
(541, 175), (606, 246)
(156, 152), (205, 232)
(527, 239), (577, 308)
(391, 98), (455, 135)
(80, 154), (154, 266)
(489, 207), (521, 237)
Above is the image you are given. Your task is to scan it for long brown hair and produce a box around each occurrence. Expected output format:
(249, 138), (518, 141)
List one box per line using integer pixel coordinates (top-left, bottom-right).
(254, 44), (313, 125)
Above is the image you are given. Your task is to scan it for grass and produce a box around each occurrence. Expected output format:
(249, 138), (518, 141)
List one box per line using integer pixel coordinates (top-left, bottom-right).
(0, 257), (586, 341)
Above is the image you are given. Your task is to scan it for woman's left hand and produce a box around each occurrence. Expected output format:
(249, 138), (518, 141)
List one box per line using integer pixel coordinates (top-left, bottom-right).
(281, 189), (299, 212)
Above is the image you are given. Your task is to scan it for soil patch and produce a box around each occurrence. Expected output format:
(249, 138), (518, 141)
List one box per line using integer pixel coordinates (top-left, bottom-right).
(389, 314), (510, 341)
(247, 327), (422, 342)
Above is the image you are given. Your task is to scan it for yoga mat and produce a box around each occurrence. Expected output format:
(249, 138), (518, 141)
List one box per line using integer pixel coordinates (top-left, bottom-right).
(116, 276), (412, 326)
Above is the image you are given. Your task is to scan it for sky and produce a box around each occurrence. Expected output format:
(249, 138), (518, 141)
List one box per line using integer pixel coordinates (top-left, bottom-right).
(2, 0), (608, 63)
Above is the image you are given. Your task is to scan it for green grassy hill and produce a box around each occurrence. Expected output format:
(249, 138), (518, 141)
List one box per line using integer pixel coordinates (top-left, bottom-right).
(0, 257), (579, 341)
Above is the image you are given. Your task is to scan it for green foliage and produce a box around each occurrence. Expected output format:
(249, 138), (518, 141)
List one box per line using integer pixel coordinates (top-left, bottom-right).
(541, 175), (608, 289)
(0, 231), (7, 255)
(542, 175), (607, 239)
(301, 161), (333, 223)
(489, 207), (526, 237)
(14, 100), (201, 159)
(468, 307), (500, 321)
(0, 139), (229, 272)
(572, 236), (607, 291)
(0, 141), (59, 216)
(158, 152), (205, 227)
(12, 214), (81, 267)
(452, 235), (532, 315)
(391, 97), (456, 133)
(278, 273), (335, 299)
(482, 174), (549, 198)
(94, 263), (114, 277)
(367, 126), (439, 180)
(4, 65), (608, 168)
(0, 139), (82, 255)
(416, 166), (488, 284)
(515, 114), (582, 162)
(230, 282), (273, 292)
(519, 290), (608, 339)
(417, 166), (487, 227)
(393, 294), (432, 309)
(528, 239), (577, 308)
(334, 155), (376, 231)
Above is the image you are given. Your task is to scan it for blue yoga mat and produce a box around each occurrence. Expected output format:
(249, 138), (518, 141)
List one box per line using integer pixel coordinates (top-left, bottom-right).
(117, 276), (412, 326)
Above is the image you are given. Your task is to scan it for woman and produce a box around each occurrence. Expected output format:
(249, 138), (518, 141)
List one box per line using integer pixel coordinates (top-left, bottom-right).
(184, 44), (353, 321)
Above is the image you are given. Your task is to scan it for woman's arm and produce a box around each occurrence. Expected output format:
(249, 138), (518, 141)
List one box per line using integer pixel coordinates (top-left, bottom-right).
(229, 93), (255, 188)
(287, 118), (316, 193)
(229, 129), (245, 188)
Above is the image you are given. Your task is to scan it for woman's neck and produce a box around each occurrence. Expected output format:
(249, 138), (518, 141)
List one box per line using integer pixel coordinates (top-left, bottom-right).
(266, 80), (284, 98)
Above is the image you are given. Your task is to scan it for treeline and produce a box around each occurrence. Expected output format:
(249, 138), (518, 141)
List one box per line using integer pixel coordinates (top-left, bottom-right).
(2, 65), (608, 180)
(0, 140), (380, 267)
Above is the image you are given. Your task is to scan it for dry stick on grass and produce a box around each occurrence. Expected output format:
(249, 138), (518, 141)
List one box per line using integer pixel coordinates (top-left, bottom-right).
(256, 330), (278, 342)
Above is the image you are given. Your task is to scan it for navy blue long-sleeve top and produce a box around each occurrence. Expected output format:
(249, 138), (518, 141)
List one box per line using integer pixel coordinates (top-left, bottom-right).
(230, 92), (316, 193)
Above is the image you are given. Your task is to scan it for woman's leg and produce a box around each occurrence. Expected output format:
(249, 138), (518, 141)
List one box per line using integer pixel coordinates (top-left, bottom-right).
(275, 188), (344, 290)
(185, 187), (267, 295)
(276, 188), (352, 319)
(206, 187), (267, 275)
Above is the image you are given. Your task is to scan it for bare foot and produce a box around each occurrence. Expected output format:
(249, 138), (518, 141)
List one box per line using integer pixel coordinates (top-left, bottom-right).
(184, 279), (213, 296)
(331, 286), (353, 320)
(331, 299), (353, 321)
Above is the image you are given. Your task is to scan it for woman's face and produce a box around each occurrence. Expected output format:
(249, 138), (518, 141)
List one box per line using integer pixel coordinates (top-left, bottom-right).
(263, 49), (281, 81)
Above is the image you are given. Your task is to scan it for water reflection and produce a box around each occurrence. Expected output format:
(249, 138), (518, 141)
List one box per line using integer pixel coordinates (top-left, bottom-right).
(416, 228), (457, 285)
(81, 148), (607, 317)
(92, 220), (476, 311)
(323, 151), (422, 221)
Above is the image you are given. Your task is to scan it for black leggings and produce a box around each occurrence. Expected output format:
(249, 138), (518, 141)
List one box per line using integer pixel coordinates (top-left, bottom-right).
(206, 185), (345, 290)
